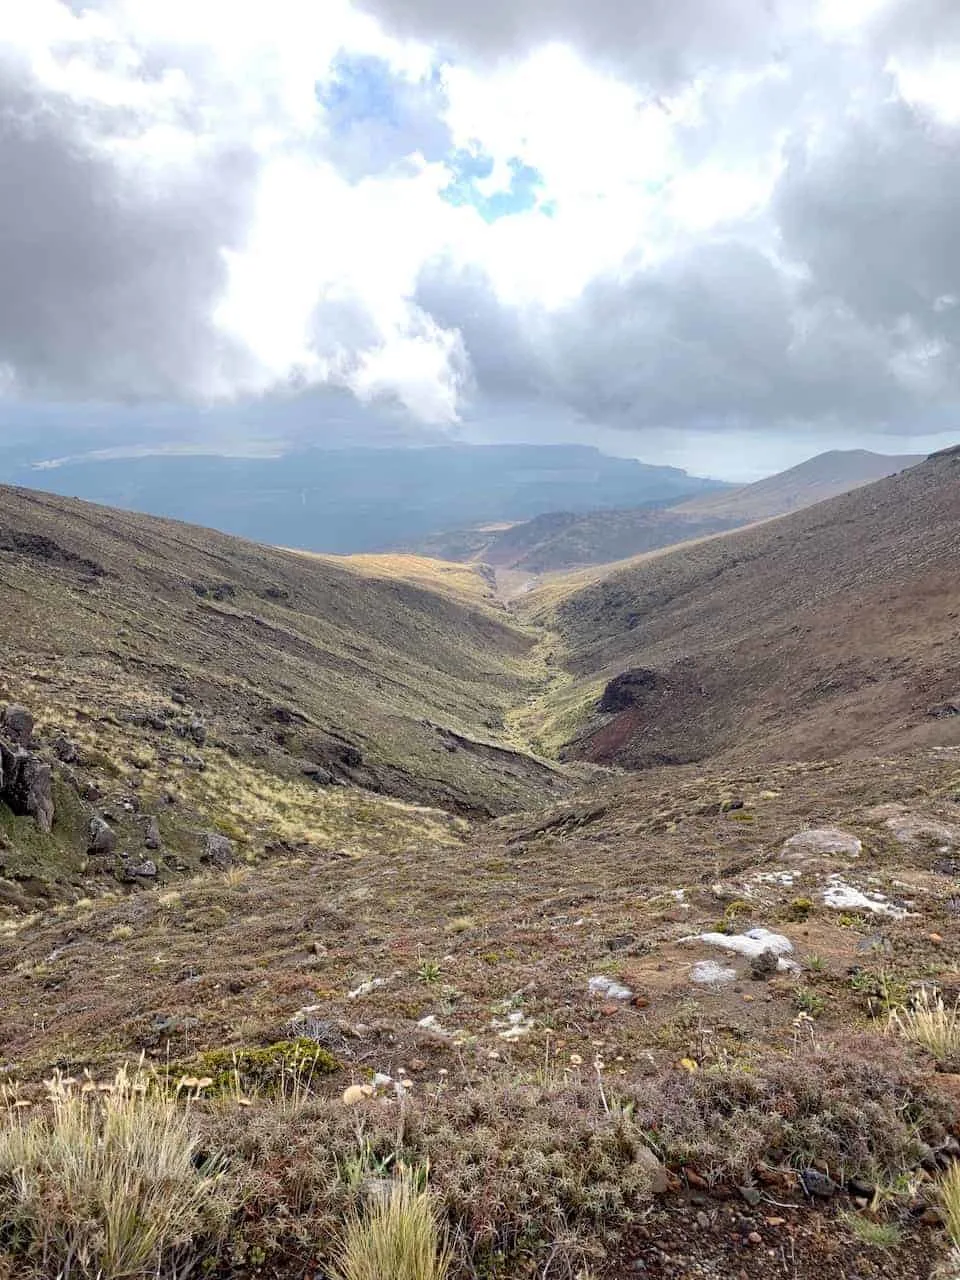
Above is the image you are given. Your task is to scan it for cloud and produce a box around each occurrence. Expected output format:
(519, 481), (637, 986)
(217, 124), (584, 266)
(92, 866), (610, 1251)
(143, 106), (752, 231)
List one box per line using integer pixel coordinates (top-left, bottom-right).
(2, 0), (960, 457)
(0, 42), (259, 399)
(356, 0), (795, 86)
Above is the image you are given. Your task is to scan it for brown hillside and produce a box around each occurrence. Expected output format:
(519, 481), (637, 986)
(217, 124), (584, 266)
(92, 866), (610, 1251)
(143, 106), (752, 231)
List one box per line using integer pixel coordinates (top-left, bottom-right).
(523, 447), (960, 769)
(673, 447), (923, 521)
(420, 448), (921, 574)
(0, 483), (565, 893)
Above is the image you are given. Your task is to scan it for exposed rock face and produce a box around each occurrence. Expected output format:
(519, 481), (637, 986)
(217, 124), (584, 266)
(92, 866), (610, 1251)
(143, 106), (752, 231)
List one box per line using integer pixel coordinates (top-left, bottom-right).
(144, 816), (162, 850)
(0, 744), (54, 832)
(88, 816), (116, 855)
(597, 668), (667, 714)
(203, 832), (235, 869)
(1, 704), (34, 748)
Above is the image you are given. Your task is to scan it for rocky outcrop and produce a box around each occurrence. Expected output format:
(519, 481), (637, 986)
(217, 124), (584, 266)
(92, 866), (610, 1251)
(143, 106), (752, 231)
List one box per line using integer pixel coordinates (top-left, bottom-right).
(1, 704), (34, 748)
(598, 668), (667, 714)
(0, 742), (54, 832)
(144, 815), (162, 850)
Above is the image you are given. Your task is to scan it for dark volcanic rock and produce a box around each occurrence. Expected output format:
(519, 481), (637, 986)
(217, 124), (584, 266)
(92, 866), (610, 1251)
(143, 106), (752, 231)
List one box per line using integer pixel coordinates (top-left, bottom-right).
(800, 1168), (838, 1198)
(598, 668), (668, 714)
(1, 704), (34, 748)
(53, 735), (79, 763)
(88, 816), (117, 855)
(203, 832), (235, 870)
(0, 744), (54, 832)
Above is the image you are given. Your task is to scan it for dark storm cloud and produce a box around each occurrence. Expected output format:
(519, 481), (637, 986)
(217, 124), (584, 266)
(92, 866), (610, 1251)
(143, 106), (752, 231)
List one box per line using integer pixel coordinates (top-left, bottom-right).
(357, 0), (789, 86)
(0, 48), (259, 400)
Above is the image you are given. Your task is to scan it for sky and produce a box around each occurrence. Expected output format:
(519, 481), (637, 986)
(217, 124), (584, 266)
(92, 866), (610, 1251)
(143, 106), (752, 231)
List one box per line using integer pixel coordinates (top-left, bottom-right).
(1, 0), (960, 480)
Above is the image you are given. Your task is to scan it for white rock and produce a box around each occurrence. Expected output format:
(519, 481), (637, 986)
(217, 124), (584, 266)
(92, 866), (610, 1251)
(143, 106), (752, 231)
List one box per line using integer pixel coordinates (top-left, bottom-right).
(588, 976), (633, 1001)
(688, 926), (793, 958)
(690, 960), (737, 986)
(781, 828), (862, 861)
(349, 977), (386, 999)
(822, 877), (908, 919)
(685, 927), (795, 971)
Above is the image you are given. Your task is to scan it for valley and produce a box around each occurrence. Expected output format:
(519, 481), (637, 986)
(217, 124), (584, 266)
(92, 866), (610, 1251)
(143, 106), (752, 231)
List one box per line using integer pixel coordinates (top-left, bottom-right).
(0, 451), (959, 1279)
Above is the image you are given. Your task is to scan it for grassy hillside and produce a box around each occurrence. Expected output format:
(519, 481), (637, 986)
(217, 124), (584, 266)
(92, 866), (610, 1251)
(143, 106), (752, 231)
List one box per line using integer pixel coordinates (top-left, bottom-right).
(0, 484), (571, 897)
(5, 467), (960, 1279)
(517, 447), (960, 768)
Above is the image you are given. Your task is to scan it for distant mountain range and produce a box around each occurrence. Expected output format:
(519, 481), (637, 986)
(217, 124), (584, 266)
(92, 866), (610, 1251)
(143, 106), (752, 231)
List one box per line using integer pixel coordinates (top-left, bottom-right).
(415, 449), (924, 573)
(0, 443), (722, 554)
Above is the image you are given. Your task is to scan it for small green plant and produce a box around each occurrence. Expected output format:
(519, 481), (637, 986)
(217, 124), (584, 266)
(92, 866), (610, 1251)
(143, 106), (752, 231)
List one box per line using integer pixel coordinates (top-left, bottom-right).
(852, 968), (909, 1018)
(805, 954), (825, 972)
(417, 959), (442, 985)
(331, 1164), (451, 1280)
(843, 1213), (902, 1248)
(793, 986), (826, 1017)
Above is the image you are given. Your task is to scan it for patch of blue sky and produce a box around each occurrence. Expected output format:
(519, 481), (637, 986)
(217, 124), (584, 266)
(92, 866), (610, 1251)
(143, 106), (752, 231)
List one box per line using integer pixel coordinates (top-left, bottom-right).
(442, 147), (552, 221)
(318, 53), (450, 174)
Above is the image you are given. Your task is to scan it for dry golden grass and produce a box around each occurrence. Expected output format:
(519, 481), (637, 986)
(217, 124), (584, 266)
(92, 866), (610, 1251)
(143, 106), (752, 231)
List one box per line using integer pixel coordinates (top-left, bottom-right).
(890, 988), (960, 1064)
(939, 1162), (960, 1251)
(331, 1167), (452, 1280)
(0, 1066), (232, 1279)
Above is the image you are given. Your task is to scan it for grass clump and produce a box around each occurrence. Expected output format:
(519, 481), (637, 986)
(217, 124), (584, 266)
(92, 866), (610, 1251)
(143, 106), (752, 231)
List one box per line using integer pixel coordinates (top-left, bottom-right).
(938, 1161), (960, 1251)
(173, 1039), (338, 1098)
(843, 1213), (902, 1248)
(0, 1067), (231, 1279)
(331, 1165), (451, 1280)
(890, 987), (960, 1066)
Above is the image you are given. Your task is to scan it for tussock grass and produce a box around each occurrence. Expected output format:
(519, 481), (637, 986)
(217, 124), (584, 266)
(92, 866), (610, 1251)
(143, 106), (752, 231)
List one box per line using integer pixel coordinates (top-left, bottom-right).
(939, 1161), (960, 1253)
(331, 1166), (451, 1280)
(890, 987), (960, 1064)
(0, 1067), (232, 1279)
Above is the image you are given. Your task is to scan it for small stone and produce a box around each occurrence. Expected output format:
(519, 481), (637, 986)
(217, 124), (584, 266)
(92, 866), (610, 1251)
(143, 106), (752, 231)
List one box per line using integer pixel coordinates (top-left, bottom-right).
(747, 1231), (762, 1246)
(696, 1210), (711, 1229)
(749, 948), (779, 981)
(848, 1177), (875, 1200)
(631, 993), (651, 1009)
(929, 932), (944, 943)
(123, 858), (157, 880)
(738, 1185), (762, 1207)
(144, 816), (162, 850)
(636, 1145), (669, 1195)
(800, 1168), (838, 1198)
(588, 975), (633, 1001)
